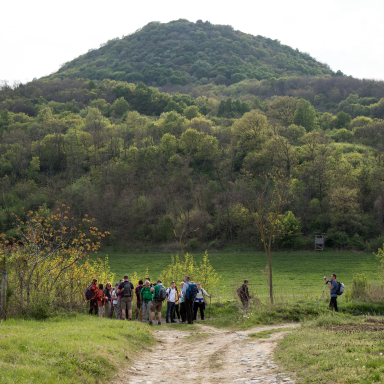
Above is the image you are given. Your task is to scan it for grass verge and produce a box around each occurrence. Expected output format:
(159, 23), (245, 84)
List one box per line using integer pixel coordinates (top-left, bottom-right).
(276, 314), (384, 384)
(0, 314), (155, 384)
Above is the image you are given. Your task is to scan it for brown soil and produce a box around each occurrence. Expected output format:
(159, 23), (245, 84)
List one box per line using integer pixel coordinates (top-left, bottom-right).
(113, 323), (299, 384)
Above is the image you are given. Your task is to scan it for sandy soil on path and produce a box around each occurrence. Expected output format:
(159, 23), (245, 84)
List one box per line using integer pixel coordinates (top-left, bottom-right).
(113, 323), (299, 384)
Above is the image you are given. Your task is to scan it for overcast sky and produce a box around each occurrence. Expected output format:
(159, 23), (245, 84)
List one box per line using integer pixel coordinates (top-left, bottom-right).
(1, 0), (383, 84)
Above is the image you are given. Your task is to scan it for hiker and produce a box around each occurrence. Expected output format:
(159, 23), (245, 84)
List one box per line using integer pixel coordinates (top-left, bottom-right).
(193, 282), (212, 321)
(104, 282), (112, 318)
(174, 284), (181, 322)
(110, 283), (119, 319)
(238, 280), (252, 310)
(97, 283), (106, 318)
(324, 274), (339, 312)
(140, 279), (152, 323)
(135, 280), (144, 320)
(150, 279), (165, 325)
(115, 278), (124, 320)
(118, 275), (134, 320)
(88, 278), (99, 316)
(179, 282), (186, 323)
(165, 281), (178, 323)
(182, 276), (198, 325)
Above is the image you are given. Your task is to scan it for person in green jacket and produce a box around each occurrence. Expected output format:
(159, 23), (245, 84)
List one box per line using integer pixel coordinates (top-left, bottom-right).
(140, 280), (152, 323)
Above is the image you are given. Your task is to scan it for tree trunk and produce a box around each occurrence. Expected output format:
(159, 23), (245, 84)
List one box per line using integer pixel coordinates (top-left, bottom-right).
(268, 256), (273, 304)
(1, 270), (7, 319)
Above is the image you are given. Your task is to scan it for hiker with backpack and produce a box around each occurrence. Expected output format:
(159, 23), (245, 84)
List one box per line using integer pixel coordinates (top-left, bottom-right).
(237, 280), (252, 310)
(324, 274), (342, 312)
(179, 282), (187, 323)
(86, 278), (100, 316)
(165, 282), (178, 323)
(140, 279), (153, 323)
(118, 275), (134, 320)
(193, 282), (212, 321)
(182, 276), (198, 324)
(150, 279), (166, 325)
(135, 280), (144, 321)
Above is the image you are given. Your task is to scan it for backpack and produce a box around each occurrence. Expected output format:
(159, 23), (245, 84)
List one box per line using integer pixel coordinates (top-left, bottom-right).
(123, 281), (132, 297)
(336, 281), (344, 296)
(85, 284), (95, 300)
(237, 286), (243, 298)
(186, 283), (198, 300)
(157, 286), (167, 302)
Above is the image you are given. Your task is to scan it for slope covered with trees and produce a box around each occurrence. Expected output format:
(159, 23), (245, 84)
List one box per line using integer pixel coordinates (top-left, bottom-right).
(1, 78), (384, 251)
(47, 19), (335, 86)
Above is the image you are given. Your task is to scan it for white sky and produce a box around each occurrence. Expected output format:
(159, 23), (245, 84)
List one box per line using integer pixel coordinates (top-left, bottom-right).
(1, 0), (383, 84)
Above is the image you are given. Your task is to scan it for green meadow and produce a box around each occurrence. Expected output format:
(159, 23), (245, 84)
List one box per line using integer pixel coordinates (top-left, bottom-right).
(0, 315), (154, 384)
(100, 247), (380, 302)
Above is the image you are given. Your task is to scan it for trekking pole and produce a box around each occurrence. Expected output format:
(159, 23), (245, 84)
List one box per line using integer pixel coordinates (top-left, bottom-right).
(209, 296), (211, 319)
(318, 284), (327, 305)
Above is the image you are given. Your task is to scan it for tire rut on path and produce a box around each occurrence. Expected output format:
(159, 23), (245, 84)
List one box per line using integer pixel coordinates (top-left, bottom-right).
(114, 323), (298, 384)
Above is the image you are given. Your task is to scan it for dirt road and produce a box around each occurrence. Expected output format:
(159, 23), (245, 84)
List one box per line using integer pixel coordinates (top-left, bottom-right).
(114, 323), (298, 384)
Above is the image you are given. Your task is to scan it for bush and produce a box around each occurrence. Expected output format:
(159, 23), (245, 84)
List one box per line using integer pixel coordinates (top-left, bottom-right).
(187, 238), (199, 250)
(346, 273), (368, 301)
(367, 235), (384, 252)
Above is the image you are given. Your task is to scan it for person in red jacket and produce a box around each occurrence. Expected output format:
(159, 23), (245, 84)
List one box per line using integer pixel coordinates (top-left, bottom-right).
(89, 278), (100, 316)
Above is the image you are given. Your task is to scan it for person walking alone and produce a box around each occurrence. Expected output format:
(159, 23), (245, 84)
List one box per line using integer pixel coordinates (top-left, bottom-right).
(238, 280), (252, 310)
(324, 274), (339, 312)
(193, 282), (212, 321)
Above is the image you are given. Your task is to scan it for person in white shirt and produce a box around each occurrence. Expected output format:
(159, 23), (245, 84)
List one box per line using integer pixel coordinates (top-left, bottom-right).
(165, 281), (178, 323)
(110, 283), (119, 319)
(194, 281), (212, 321)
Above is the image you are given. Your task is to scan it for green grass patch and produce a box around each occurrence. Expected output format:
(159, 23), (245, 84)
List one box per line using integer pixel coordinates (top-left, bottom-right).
(100, 248), (380, 302)
(276, 314), (384, 384)
(249, 328), (293, 338)
(0, 314), (155, 384)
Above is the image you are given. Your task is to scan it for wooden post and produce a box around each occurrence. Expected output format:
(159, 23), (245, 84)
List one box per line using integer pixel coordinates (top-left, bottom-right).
(1, 270), (7, 320)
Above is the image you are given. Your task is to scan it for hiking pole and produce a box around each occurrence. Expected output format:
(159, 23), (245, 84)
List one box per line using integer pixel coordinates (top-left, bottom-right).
(318, 284), (327, 305)
(209, 296), (211, 319)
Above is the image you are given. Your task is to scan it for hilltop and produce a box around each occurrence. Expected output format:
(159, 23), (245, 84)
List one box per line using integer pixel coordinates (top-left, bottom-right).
(47, 19), (336, 86)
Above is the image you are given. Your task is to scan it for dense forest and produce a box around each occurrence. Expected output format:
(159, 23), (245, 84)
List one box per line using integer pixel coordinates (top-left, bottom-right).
(2, 74), (384, 251)
(46, 19), (336, 86)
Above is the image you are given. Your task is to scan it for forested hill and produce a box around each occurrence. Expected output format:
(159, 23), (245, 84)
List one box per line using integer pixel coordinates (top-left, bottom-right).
(46, 19), (336, 86)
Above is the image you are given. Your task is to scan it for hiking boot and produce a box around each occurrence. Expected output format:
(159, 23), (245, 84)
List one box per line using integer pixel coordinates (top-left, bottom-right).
(158, 321), (161, 325)
(166, 320), (170, 323)
(149, 321), (153, 326)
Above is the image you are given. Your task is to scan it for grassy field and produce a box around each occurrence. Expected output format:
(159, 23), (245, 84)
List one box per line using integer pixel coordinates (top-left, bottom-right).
(0, 314), (154, 384)
(99, 246), (380, 302)
(276, 314), (384, 384)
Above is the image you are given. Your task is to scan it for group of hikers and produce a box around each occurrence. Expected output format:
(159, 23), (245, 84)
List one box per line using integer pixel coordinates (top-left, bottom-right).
(86, 275), (213, 325)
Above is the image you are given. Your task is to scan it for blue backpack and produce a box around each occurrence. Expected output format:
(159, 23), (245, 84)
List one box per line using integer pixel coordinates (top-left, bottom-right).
(186, 283), (198, 300)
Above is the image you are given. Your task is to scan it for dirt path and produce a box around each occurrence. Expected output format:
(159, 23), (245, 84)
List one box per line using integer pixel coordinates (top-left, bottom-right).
(113, 323), (298, 384)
